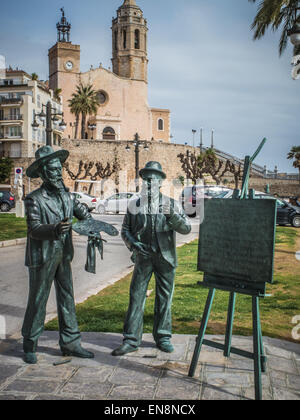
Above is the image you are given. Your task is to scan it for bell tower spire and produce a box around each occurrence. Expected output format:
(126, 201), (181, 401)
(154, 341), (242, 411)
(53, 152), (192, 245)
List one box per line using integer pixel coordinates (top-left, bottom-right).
(112, 0), (148, 82)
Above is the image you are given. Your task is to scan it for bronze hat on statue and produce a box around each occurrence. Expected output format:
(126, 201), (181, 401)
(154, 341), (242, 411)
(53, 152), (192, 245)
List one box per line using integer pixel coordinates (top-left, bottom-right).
(139, 161), (166, 180)
(26, 146), (69, 179)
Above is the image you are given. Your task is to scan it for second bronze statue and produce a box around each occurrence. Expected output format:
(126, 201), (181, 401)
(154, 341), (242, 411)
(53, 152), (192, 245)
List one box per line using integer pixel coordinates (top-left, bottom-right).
(112, 161), (191, 356)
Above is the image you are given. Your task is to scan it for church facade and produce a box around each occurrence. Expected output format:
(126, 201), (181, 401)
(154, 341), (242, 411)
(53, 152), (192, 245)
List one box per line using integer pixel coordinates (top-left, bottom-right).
(48, 0), (170, 143)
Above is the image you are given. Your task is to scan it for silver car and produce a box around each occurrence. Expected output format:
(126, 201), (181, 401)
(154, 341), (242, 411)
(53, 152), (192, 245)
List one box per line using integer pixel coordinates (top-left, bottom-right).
(97, 192), (139, 214)
(71, 192), (98, 212)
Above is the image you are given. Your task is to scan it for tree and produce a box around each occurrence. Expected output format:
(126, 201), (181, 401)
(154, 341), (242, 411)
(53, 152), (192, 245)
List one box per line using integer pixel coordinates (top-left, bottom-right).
(249, 0), (300, 56)
(68, 96), (81, 139)
(63, 159), (121, 194)
(31, 73), (39, 81)
(203, 148), (230, 185)
(0, 157), (13, 184)
(68, 84), (100, 139)
(287, 146), (300, 182)
(54, 88), (62, 103)
(177, 150), (207, 184)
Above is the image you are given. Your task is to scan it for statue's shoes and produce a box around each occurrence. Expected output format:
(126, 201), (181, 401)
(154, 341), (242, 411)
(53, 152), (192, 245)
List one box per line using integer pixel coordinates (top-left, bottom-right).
(61, 346), (94, 359)
(111, 343), (138, 356)
(24, 352), (37, 364)
(157, 341), (174, 353)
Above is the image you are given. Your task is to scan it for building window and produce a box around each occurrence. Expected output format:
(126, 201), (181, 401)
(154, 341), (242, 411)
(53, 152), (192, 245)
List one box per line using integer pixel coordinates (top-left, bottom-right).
(123, 30), (127, 49)
(114, 30), (118, 51)
(96, 90), (108, 105)
(9, 126), (22, 137)
(10, 143), (21, 158)
(135, 29), (140, 49)
(158, 118), (164, 131)
(102, 127), (116, 140)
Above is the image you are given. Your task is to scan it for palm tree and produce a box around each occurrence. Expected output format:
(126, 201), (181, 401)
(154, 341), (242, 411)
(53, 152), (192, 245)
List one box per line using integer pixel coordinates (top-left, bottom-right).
(287, 146), (300, 182)
(68, 84), (100, 139)
(249, 0), (300, 56)
(54, 88), (62, 103)
(68, 96), (81, 139)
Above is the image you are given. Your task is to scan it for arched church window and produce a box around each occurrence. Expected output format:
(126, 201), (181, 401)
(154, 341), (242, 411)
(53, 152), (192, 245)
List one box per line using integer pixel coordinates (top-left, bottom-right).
(135, 30), (140, 49)
(123, 30), (127, 49)
(103, 127), (116, 140)
(158, 118), (164, 131)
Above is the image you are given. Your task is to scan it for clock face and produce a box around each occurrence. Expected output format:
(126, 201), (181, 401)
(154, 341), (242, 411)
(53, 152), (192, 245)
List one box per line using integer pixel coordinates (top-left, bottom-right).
(65, 61), (73, 71)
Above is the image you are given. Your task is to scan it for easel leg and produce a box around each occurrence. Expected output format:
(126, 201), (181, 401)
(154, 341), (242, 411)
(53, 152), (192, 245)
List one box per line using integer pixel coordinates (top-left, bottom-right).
(257, 302), (267, 373)
(188, 288), (216, 377)
(252, 296), (262, 400)
(224, 292), (236, 357)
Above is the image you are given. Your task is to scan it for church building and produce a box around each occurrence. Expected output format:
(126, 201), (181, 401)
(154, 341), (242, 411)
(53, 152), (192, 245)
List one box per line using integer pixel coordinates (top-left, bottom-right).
(48, 0), (171, 143)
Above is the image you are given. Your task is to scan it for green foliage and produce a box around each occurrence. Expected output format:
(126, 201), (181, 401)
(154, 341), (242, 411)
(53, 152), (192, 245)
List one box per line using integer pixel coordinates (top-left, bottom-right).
(249, 0), (300, 56)
(68, 84), (101, 139)
(0, 214), (27, 241)
(0, 157), (13, 184)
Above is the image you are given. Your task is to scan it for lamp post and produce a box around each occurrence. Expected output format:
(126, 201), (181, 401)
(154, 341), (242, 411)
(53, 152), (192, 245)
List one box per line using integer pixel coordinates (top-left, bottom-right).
(192, 129), (197, 148)
(200, 128), (203, 153)
(88, 123), (97, 140)
(211, 129), (215, 149)
(32, 100), (66, 147)
(125, 132), (149, 192)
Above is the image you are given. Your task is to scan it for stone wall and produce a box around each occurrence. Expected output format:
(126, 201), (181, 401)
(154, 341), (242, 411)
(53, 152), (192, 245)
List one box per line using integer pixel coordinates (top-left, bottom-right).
(6, 140), (300, 200)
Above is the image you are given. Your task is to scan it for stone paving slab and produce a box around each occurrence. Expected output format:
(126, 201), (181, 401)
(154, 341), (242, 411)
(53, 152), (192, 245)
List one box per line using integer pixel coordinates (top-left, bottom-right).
(0, 332), (299, 400)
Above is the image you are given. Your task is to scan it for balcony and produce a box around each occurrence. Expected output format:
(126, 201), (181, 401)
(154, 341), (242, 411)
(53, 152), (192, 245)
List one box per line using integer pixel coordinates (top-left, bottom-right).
(0, 115), (23, 122)
(0, 97), (23, 106)
(0, 133), (23, 140)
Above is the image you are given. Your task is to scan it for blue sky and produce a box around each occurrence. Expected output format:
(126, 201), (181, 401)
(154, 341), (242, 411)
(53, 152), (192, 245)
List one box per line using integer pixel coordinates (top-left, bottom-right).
(0, 0), (299, 172)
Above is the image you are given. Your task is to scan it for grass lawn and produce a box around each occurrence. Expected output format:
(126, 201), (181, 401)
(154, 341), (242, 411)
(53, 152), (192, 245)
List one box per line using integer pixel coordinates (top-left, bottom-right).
(46, 227), (300, 343)
(0, 214), (27, 241)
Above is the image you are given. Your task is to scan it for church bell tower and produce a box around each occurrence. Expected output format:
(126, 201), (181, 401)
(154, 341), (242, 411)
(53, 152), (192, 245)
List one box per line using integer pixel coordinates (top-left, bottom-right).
(112, 0), (148, 82)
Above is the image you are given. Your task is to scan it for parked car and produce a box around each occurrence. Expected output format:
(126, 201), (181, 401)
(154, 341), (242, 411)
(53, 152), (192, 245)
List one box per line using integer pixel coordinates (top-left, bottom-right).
(213, 189), (300, 228)
(97, 192), (138, 214)
(0, 191), (15, 212)
(71, 192), (98, 212)
(181, 185), (231, 217)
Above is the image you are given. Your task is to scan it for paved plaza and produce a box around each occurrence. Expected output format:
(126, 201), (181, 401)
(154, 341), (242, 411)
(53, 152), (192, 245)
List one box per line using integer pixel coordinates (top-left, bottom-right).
(0, 332), (299, 400)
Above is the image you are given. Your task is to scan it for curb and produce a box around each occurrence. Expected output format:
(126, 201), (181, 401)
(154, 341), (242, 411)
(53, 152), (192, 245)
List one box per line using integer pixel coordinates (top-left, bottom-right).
(0, 238), (26, 248)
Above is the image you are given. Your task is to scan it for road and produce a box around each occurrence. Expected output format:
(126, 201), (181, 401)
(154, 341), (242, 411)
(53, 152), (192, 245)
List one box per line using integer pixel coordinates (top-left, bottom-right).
(0, 213), (199, 340)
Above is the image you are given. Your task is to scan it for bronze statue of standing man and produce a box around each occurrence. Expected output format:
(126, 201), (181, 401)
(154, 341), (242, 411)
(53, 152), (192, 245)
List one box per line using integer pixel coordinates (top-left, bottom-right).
(112, 161), (191, 356)
(22, 146), (94, 364)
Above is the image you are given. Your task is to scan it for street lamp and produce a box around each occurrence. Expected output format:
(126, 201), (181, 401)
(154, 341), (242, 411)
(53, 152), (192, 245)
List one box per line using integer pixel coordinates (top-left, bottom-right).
(125, 132), (149, 192)
(200, 128), (203, 153)
(31, 100), (66, 146)
(88, 123), (97, 140)
(211, 129), (215, 149)
(192, 129), (197, 148)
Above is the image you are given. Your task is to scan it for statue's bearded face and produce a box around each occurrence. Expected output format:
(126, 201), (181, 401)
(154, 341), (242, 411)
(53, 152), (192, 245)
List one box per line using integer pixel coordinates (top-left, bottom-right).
(40, 158), (63, 189)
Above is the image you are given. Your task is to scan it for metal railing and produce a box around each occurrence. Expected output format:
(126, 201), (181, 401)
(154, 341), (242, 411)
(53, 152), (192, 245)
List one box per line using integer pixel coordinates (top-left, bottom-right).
(0, 114), (23, 121)
(0, 97), (23, 105)
(0, 133), (23, 140)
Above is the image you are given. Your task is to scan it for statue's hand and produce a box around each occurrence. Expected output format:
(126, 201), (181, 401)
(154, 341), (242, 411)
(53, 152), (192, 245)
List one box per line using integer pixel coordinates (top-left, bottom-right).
(132, 241), (151, 257)
(55, 219), (72, 236)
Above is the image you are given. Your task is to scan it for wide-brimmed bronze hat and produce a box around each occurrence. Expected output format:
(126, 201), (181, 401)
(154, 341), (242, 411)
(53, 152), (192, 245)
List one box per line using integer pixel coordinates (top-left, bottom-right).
(26, 146), (69, 179)
(139, 161), (166, 180)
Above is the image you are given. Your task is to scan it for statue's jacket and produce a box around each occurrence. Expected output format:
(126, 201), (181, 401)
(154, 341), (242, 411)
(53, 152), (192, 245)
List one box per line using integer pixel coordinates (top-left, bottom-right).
(25, 185), (90, 268)
(122, 195), (191, 268)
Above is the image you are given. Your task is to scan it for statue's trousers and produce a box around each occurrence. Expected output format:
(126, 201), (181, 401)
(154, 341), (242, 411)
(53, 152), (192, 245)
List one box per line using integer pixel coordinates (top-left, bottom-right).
(22, 243), (81, 353)
(123, 253), (176, 347)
